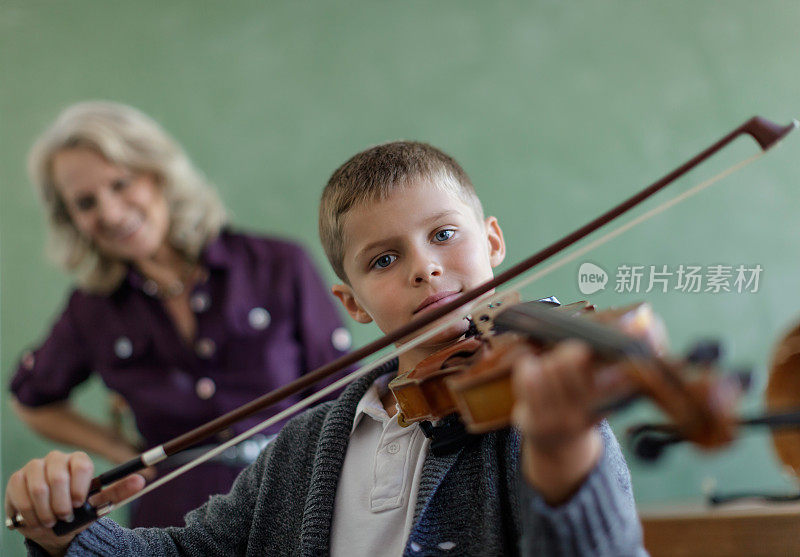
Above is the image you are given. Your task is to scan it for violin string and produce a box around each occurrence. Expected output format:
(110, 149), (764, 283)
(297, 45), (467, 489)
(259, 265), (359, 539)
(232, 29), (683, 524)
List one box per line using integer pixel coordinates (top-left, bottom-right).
(76, 151), (769, 519)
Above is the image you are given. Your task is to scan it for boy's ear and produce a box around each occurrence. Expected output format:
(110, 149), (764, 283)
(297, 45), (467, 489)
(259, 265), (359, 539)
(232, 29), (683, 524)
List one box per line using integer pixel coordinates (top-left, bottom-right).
(331, 283), (374, 324)
(485, 216), (506, 268)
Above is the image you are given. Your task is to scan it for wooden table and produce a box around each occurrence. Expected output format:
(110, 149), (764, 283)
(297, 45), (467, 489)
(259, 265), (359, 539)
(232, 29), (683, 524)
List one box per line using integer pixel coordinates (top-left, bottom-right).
(640, 502), (800, 556)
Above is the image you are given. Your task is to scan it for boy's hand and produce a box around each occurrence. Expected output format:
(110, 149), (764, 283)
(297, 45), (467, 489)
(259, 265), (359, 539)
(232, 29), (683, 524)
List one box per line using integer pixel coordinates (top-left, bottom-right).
(4, 451), (145, 556)
(512, 341), (630, 505)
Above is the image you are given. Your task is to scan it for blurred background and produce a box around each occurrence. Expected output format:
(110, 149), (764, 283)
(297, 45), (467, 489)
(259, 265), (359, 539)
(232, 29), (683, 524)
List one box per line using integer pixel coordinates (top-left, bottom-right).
(2, 2), (800, 554)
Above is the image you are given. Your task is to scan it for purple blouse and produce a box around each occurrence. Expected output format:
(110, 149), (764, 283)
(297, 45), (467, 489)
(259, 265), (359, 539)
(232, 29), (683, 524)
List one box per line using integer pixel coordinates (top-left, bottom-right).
(10, 230), (351, 447)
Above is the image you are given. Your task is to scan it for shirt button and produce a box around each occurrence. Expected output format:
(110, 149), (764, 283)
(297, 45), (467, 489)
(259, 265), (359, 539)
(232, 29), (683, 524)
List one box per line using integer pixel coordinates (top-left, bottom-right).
(195, 338), (216, 359)
(21, 351), (35, 370)
(142, 279), (159, 297)
(195, 377), (216, 399)
(190, 292), (211, 313)
(387, 442), (400, 455)
(114, 337), (133, 359)
(248, 307), (271, 330)
(331, 327), (352, 351)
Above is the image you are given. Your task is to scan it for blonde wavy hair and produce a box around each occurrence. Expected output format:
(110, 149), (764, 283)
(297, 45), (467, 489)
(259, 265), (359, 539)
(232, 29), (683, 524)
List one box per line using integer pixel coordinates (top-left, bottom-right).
(28, 101), (227, 293)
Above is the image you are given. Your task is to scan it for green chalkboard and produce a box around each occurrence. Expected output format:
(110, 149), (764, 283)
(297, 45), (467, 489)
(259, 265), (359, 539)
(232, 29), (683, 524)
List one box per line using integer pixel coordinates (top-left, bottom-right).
(3, 2), (800, 554)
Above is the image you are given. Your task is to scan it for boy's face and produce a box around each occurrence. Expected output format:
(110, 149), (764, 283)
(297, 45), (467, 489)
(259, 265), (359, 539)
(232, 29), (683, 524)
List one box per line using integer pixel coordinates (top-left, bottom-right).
(332, 179), (505, 354)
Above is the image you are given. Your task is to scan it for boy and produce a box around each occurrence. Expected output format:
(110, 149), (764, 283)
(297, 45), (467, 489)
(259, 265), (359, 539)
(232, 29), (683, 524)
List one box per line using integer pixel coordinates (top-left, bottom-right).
(6, 142), (646, 556)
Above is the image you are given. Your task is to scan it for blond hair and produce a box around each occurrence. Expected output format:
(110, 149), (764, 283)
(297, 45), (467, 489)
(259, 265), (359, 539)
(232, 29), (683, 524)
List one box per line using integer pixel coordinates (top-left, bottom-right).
(319, 141), (483, 281)
(28, 101), (227, 293)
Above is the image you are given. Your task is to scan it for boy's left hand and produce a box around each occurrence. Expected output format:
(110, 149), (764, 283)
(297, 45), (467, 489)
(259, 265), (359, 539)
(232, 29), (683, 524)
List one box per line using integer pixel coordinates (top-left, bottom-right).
(512, 340), (632, 505)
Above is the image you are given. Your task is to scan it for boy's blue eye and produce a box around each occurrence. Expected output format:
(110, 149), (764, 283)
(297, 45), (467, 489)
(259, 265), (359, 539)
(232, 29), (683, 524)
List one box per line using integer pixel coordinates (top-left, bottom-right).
(434, 229), (455, 242)
(373, 254), (396, 269)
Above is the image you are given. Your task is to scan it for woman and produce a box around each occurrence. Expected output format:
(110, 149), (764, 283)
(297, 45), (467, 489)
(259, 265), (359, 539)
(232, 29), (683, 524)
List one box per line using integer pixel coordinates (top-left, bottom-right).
(9, 102), (351, 527)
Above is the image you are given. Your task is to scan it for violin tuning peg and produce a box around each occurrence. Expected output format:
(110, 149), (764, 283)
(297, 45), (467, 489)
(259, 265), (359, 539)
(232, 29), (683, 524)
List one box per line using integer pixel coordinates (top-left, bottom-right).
(685, 340), (723, 365)
(630, 431), (680, 462)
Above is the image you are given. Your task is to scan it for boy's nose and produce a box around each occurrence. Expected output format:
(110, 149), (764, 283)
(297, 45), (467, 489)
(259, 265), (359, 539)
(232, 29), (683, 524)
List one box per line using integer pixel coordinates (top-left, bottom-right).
(413, 260), (442, 284)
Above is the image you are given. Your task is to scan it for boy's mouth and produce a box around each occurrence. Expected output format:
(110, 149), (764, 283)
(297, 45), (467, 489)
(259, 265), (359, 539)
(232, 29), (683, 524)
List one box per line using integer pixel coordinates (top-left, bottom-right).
(413, 291), (461, 314)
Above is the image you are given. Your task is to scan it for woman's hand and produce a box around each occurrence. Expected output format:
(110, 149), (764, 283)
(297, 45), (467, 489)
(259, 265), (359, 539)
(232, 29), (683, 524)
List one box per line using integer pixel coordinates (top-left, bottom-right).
(4, 451), (145, 556)
(13, 399), (145, 466)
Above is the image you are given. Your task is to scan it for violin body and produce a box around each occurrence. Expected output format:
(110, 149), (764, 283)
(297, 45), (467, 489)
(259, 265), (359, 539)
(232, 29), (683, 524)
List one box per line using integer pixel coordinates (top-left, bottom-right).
(388, 300), (587, 430)
(388, 298), (592, 429)
(766, 321), (800, 477)
(446, 335), (536, 433)
(389, 337), (484, 424)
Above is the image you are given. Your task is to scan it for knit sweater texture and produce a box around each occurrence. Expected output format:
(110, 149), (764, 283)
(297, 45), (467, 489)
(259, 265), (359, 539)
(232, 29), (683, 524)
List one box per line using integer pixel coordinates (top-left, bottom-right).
(28, 361), (646, 556)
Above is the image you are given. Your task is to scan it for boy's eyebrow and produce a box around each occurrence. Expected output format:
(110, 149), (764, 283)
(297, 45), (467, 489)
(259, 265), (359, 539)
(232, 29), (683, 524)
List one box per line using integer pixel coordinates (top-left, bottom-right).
(353, 210), (461, 261)
(424, 210), (459, 223)
(354, 237), (398, 262)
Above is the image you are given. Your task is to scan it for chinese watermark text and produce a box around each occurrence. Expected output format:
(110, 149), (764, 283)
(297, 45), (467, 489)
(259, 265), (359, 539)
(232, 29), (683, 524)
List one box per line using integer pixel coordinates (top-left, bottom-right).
(612, 264), (762, 294)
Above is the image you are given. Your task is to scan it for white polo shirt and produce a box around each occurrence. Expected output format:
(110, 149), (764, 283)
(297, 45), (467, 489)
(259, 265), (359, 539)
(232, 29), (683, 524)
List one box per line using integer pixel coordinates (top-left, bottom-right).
(330, 374), (431, 556)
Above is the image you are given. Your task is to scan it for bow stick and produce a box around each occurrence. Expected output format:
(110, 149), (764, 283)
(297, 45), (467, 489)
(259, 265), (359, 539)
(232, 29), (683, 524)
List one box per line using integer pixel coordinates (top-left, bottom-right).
(7, 116), (797, 534)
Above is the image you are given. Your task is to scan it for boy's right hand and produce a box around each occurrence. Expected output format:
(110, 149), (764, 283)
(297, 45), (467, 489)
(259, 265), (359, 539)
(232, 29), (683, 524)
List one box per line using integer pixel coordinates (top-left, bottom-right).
(4, 451), (145, 556)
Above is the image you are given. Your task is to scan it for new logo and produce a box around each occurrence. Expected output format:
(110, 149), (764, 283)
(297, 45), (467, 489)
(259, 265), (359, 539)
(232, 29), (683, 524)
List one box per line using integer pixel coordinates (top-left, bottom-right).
(577, 262), (608, 295)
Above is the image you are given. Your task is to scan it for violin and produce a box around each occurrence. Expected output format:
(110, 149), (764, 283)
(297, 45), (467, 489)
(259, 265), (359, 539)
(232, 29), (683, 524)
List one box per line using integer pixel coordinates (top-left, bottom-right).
(765, 321), (800, 479)
(389, 298), (596, 434)
(6, 115), (797, 535)
(390, 297), (740, 455)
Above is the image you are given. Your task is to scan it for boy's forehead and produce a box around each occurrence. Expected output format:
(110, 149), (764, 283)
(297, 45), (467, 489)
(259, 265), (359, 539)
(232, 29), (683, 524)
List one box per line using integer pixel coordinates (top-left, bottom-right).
(340, 181), (477, 252)
(349, 178), (467, 216)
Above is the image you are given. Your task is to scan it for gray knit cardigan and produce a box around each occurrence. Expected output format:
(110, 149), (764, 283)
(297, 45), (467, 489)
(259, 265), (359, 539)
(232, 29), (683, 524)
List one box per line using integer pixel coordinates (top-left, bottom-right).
(29, 362), (646, 556)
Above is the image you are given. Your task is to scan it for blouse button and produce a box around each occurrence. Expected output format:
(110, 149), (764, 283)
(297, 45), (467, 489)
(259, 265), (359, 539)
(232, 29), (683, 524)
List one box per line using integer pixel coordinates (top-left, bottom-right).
(248, 307), (271, 330)
(190, 292), (211, 313)
(195, 338), (216, 359)
(331, 327), (352, 351)
(21, 351), (36, 370)
(387, 442), (400, 455)
(114, 337), (133, 359)
(195, 377), (216, 400)
(142, 280), (159, 297)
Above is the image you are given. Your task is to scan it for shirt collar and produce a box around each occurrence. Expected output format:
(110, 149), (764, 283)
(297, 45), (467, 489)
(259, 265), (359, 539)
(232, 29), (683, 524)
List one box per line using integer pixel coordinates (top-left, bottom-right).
(200, 230), (233, 270)
(120, 230), (232, 293)
(121, 236), (227, 296)
(123, 268), (146, 291)
(351, 372), (397, 434)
